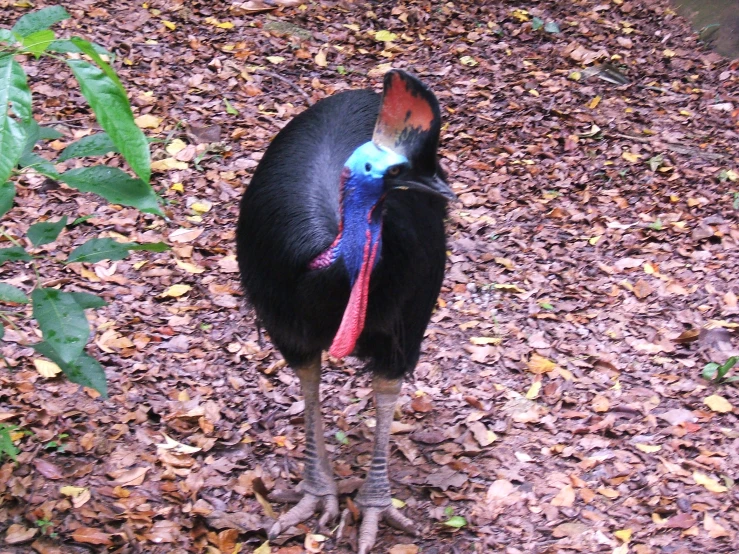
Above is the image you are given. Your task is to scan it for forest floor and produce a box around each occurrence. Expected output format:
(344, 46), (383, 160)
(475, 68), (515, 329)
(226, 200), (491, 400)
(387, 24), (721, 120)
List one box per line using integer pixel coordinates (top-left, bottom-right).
(1, 0), (739, 553)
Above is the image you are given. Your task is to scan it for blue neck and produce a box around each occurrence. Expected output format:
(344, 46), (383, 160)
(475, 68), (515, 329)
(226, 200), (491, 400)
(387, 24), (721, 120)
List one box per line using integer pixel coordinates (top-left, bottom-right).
(338, 172), (383, 285)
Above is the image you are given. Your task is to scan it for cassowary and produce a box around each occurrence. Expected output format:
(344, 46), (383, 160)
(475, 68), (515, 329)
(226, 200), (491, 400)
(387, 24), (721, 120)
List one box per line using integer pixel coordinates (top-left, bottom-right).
(237, 70), (454, 553)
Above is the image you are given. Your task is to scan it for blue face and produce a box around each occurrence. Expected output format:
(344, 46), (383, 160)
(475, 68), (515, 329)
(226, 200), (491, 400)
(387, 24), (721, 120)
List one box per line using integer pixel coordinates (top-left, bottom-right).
(338, 142), (409, 284)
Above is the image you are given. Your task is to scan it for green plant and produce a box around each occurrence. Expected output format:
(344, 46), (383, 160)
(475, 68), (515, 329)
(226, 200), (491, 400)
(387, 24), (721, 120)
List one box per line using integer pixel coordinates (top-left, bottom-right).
(45, 432), (68, 453)
(702, 356), (739, 384)
(1, 6), (170, 397)
(0, 423), (19, 461)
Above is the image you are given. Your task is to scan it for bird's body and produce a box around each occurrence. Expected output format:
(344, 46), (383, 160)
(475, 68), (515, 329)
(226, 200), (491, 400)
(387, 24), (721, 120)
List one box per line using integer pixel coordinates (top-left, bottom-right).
(237, 71), (452, 553)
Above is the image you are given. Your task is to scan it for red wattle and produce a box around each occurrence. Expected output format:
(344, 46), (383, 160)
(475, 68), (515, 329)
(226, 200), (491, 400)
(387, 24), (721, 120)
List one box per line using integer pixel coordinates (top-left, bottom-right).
(330, 232), (379, 358)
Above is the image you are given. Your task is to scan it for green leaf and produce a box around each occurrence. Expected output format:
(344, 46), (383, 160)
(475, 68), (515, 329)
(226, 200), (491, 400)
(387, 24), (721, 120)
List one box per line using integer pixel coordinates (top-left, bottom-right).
(335, 431), (349, 445)
(46, 39), (113, 59)
(21, 29), (55, 58)
(0, 283), (29, 304)
(702, 362), (719, 381)
(11, 6), (70, 38)
(718, 356), (738, 379)
(18, 152), (60, 177)
(0, 324), (3, 340)
(32, 342), (107, 397)
(31, 288), (90, 365)
(0, 181), (15, 218)
(68, 291), (106, 310)
(66, 237), (168, 263)
(20, 117), (40, 157)
(443, 515), (467, 528)
(0, 56), (31, 185)
(0, 424), (19, 461)
(27, 216), (68, 246)
(544, 21), (561, 33)
(0, 246), (32, 265)
(224, 97), (238, 115)
(0, 30), (19, 45)
(59, 132), (118, 162)
(531, 17), (544, 31)
(59, 166), (162, 215)
(66, 44), (150, 183)
(38, 126), (63, 140)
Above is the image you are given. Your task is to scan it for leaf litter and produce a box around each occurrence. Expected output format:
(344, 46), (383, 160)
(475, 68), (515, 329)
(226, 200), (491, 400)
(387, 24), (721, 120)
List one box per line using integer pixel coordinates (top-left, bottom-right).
(1, 0), (739, 552)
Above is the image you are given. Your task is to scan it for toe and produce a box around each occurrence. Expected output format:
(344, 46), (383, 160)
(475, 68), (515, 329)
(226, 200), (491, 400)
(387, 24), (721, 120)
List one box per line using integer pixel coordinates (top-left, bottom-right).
(357, 507), (381, 554)
(317, 494), (340, 529)
(269, 494), (320, 538)
(384, 506), (418, 536)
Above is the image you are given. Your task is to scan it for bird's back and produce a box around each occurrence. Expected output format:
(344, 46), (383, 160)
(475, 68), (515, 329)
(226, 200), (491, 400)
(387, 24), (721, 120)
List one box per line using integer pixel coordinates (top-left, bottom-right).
(237, 88), (447, 376)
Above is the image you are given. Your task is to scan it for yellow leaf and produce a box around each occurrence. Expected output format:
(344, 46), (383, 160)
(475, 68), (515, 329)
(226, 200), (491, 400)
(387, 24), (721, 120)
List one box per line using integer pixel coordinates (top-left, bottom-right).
(470, 336), (502, 345)
(459, 55), (478, 67)
(170, 182), (184, 193)
(597, 487), (619, 499)
(663, 49), (676, 57)
(494, 283), (525, 293)
(160, 284), (192, 298)
(60, 486), (87, 497)
(266, 56), (285, 64)
(391, 498), (406, 508)
(635, 443), (661, 453)
(217, 21), (234, 29)
(151, 158), (188, 171)
(314, 48), (328, 67)
(527, 353), (557, 374)
(589, 235), (601, 245)
(525, 379), (541, 400)
(568, 71), (582, 81)
(134, 114), (161, 129)
(704, 394), (732, 413)
(495, 257), (514, 270)
(343, 24), (360, 31)
(374, 30), (398, 42)
(511, 8), (529, 21)
(614, 528), (632, 543)
(587, 95), (601, 109)
(191, 201), (212, 214)
(162, 20), (176, 30)
(621, 152), (641, 163)
(166, 138), (187, 156)
(176, 259), (205, 274)
(253, 541), (271, 554)
(725, 169), (738, 181)
(693, 471), (728, 493)
(679, 110), (692, 116)
(34, 359), (61, 378)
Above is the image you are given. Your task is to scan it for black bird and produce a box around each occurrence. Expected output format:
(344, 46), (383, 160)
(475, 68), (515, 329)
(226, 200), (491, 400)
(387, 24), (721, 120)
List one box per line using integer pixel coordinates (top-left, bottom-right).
(237, 70), (454, 553)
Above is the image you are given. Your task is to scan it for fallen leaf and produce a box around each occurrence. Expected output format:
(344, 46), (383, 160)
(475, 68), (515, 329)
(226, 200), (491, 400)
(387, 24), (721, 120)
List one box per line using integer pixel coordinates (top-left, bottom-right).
(693, 471), (728, 493)
(703, 512), (731, 538)
(592, 394), (610, 413)
(527, 353), (557, 374)
(704, 394), (732, 413)
(551, 484), (575, 507)
(159, 284), (192, 298)
(34, 358), (62, 378)
(4, 524), (36, 544)
(109, 466), (149, 486)
(134, 114), (162, 129)
(71, 527), (113, 546)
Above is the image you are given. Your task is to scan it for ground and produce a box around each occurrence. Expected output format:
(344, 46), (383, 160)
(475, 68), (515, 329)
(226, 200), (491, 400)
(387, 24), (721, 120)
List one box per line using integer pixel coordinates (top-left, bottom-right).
(1, 0), (739, 553)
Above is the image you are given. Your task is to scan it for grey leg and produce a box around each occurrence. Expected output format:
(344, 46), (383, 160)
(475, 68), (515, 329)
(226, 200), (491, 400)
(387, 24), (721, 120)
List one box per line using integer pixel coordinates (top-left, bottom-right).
(269, 358), (339, 538)
(350, 376), (417, 554)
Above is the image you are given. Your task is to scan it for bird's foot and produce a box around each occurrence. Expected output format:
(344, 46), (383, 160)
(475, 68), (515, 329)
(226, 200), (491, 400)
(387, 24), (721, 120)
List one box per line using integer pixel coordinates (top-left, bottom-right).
(339, 496), (418, 554)
(268, 489), (340, 539)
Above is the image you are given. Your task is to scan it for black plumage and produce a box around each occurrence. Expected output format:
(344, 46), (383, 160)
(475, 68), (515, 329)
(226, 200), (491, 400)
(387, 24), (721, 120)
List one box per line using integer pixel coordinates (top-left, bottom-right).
(237, 88), (447, 379)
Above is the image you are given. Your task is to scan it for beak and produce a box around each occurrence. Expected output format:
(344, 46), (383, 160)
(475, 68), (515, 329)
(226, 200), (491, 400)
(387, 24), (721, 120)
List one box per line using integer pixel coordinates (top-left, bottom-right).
(390, 174), (457, 202)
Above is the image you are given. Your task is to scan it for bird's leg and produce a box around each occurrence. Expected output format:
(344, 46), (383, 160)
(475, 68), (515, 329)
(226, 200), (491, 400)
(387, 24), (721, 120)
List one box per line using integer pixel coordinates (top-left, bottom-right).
(350, 376), (417, 554)
(269, 359), (339, 538)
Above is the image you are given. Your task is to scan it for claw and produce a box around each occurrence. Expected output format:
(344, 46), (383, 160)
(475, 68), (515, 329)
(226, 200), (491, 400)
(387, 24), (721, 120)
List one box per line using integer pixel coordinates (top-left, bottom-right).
(269, 492), (340, 539)
(341, 503), (418, 554)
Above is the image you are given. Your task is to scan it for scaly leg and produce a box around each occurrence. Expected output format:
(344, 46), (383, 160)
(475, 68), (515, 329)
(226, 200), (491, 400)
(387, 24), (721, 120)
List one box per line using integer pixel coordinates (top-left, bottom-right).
(269, 359), (339, 538)
(349, 376), (417, 554)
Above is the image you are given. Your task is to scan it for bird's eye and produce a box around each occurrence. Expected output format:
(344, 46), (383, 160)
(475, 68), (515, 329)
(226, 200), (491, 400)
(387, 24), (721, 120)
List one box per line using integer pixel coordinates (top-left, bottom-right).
(387, 165), (401, 177)
(365, 163), (372, 172)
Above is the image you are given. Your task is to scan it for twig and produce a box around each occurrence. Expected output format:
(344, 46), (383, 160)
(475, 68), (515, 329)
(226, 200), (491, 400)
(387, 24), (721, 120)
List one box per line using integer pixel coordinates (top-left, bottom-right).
(257, 69), (313, 107)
